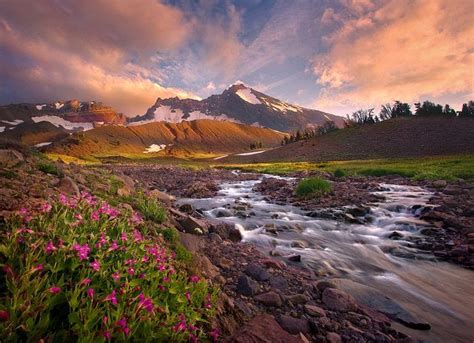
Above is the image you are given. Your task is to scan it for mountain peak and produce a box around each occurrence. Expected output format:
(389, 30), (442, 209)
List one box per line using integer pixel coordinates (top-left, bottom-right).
(227, 81), (249, 91)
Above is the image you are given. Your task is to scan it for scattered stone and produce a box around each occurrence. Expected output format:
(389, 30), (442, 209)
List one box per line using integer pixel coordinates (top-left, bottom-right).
(179, 216), (208, 235)
(229, 314), (303, 343)
(245, 263), (270, 281)
(270, 276), (288, 290)
(286, 294), (309, 305)
(149, 189), (175, 204)
(304, 304), (326, 317)
(287, 254), (302, 262)
(326, 332), (342, 343)
(322, 288), (358, 312)
(277, 315), (310, 335)
(255, 291), (282, 307)
(291, 240), (308, 249)
(178, 203), (193, 214)
(236, 275), (259, 296)
(432, 180), (447, 188)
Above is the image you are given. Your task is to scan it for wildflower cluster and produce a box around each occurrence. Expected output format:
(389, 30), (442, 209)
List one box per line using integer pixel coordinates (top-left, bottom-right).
(0, 192), (218, 342)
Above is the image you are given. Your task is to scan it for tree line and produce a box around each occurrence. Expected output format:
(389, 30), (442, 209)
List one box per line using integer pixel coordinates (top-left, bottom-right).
(281, 100), (473, 145)
(346, 100), (473, 127)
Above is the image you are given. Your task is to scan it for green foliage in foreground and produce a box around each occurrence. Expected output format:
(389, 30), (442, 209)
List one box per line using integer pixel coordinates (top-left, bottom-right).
(0, 193), (217, 342)
(124, 192), (167, 224)
(37, 161), (62, 176)
(218, 155), (474, 181)
(296, 177), (332, 198)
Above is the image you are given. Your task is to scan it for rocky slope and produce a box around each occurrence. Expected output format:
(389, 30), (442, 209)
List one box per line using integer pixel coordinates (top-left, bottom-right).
(224, 116), (474, 162)
(0, 100), (126, 146)
(47, 119), (286, 158)
(129, 83), (345, 131)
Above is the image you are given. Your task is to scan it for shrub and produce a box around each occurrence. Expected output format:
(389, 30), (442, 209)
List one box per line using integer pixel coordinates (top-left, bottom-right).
(295, 177), (332, 198)
(333, 169), (346, 178)
(162, 227), (180, 244)
(37, 161), (62, 176)
(108, 176), (124, 195)
(0, 193), (217, 341)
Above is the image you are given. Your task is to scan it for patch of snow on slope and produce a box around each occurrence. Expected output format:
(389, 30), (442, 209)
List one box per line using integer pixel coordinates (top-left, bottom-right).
(236, 88), (261, 105)
(2, 119), (24, 125)
(31, 115), (93, 131)
(34, 142), (52, 148)
(36, 104), (47, 110)
(144, 144), (167, 153)
(55, 102), (64, 110)
(260, 98), (301, 113)
(213, 154), (229, 160)
(235, 150), (267, 156)
(0, 127), (5, 133)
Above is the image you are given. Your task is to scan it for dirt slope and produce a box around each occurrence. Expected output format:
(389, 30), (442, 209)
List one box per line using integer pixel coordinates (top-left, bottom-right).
(48, 119), (286, 158)
(223, 117), (474, 162)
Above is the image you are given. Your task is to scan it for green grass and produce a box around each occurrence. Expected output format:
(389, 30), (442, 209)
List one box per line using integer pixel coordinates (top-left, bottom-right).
(218, 154), (474, 181)
(0, 170), (18, 179)
(296, 177), (332, 198)
(37, 161), (62, 176)
(124, 192), (167, 223)
(333, 169), (346, 178)
(108, 175), (124, 195)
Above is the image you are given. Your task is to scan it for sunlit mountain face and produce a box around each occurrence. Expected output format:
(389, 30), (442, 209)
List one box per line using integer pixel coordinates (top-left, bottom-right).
(0, 0), (472, 117)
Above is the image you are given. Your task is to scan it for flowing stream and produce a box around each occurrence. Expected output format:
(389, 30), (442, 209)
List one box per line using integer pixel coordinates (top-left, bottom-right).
(177, 174), (474, 342)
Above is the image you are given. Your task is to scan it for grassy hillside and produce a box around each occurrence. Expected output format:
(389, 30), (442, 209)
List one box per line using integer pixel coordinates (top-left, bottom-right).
(48, 119), (285, 159)
(224, 117), (474, 163)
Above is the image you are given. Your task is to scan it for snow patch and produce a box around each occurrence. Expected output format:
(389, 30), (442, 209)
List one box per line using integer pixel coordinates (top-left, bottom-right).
(55, 102), (64, 110)
(235, 150), (266, 156)
(213, 154), (229, 160)
(31, 115), (93, 131)
(144, 144), (167, 153)
(260, 97), (301, 113)
(0, 126), (5, 133)
(36, 104), (47, 110)
(236, 88), (261, 105)
(129, 106), (240, 125)
(34, 142), (52, 148)
(2, 119), (24, 125)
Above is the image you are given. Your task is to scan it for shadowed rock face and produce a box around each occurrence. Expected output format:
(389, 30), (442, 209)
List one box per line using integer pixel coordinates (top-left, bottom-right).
(129, 83), (344, 131)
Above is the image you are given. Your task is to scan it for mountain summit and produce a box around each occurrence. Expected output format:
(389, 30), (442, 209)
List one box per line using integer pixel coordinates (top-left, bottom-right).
(129, 84), (344, 131)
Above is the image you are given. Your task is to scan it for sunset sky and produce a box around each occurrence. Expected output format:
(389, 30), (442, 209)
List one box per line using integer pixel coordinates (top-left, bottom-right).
(1, 0), (473, 116)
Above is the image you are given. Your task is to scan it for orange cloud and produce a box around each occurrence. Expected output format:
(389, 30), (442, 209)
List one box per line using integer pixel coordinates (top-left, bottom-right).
(313, 0), (474, 114)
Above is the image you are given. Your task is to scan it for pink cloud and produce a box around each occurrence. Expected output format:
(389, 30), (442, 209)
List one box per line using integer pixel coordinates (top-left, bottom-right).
(313, 0), (474, 114)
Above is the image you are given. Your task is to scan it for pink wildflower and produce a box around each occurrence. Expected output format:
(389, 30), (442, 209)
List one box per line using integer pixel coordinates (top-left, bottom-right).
(74, 213), (83, 221)
(112, 272), (120, 281)
(45, 241), (56, 254)
(189, 275), (200, 283)
(40, 202), (52, 213)
(121, 232), (127, 242)
(59, 194), (68, 205)
(103, 331), (111, 340)
(131, 211), (142, 224)
(104, 290), (117, 305)
(103, 316), (108, 324)
(90, 260), (101, 272)
(127, 267), (135, 276)
(91, 211), (100, 221)
(185, 291), (191, 303)
(138, 293), (155, 313)
(142, 255), (149, 263)
(116, 317), (130, 336)
(32, 264), (43, 272)
(49, 286), (61, 294)
(209, 327), (220, 342)
(189, 334), (198, 343)
(173, 315), (187, 332)
(87, 288), (94, 298)
(80, 278), (92, 286)
(109, 240), (119, 251)
(96, 233), (107, 248)
(72, 243), (90, 261)
(133, 230), (143, 242)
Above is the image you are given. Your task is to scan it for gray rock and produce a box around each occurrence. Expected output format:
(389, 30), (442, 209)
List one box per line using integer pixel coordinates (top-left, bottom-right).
(245, 263), (270, 281)
(59, 176), (80, 196)
(0, 149), (24, 168)
(277, 315), (310, 335)
(304, 304), (326, 317)
(236, 275), (259, 296)
(326, 332), (342, 343)
(328, 278), (431, 330)
(270, 276), (288, 290)
(255, 291), (282, 307)
(286, 294), (309, 305)
(322, 288), (358, 312)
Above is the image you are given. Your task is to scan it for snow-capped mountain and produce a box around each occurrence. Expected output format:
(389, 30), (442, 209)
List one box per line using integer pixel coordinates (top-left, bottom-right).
(128, 83), (344, 131)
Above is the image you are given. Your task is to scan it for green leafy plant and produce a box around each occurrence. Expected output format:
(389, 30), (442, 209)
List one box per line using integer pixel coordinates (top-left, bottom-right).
(125, 192), (166, 224)
(296, 177), (332, 198)
(0, 193), (218, 342)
